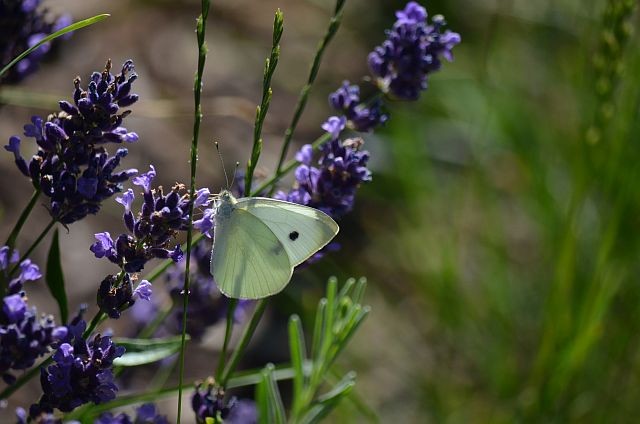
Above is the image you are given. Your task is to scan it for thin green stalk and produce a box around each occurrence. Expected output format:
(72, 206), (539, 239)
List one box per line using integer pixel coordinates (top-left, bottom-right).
(219, 298), (268, 387)
(214, 9), (283, 386)
(254, 132), (330, 195)
(177, 0), (211, 421)
(272, 0), (347, 185)
(215, 298), (238, 381)
(4, 189), (40, 250)
(0, 356), (51, 400)
(8, 218), (56, 277)
(244, 10), (284, 196)
(83, 311), (107, 338)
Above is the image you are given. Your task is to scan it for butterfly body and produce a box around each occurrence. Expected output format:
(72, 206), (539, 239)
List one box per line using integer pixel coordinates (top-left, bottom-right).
(211, 190), (339, 299)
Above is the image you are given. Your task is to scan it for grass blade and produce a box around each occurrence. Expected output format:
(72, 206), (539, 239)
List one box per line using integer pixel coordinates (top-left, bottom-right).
(45, 228), (68, 323)
(0, 14), (110, 78)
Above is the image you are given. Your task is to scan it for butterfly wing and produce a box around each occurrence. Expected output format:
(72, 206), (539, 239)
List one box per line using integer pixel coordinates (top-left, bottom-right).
(236, 197), (339, 267)
(211, 208), (293, 299)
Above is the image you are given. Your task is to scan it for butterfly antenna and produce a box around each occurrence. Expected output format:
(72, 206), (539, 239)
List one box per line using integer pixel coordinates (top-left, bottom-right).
(229, 161), (240, 190)
(214, 141), (230, 189)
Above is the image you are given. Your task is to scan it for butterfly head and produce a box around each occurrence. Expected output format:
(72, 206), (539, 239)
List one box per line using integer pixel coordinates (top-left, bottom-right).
(214, 189), (237, 219)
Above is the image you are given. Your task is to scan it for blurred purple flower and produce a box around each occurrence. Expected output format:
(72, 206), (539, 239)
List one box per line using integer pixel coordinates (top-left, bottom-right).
(0, 0), (72, 83)
(368, 1), (460, 100)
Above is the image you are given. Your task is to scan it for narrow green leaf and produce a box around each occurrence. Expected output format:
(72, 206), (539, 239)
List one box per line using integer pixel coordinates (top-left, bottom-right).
(311, 298), (327, 361)
(262, 364), (286, 424)
(0, 14), (110, 78)
(289, 315), (307, 416)
(316, 371), (356, 404)
(113, 335), (188, 367)
(256, 370), (270, 424)
(113, 335), (187, 352)
(45, 229), (68, 323)
(337, 277), (356, 300)
(300, 373), (355, 424)
(114, 346), (180, 367)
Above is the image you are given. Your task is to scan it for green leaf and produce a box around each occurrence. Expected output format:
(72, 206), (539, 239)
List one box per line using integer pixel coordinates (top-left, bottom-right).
(45, 229), (68, 323)
(289, 314), (307, 416)
(113, 335), (187, 351)
(114, 347), (180, 367)
(300, 372), (356, 424)
(0, 14), (110, 78)
(260, 364), (286, 424)
(112, 335), (188, 367)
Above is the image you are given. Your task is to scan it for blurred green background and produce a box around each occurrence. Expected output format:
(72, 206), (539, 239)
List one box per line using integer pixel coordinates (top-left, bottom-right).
(2, 0), (640, 422)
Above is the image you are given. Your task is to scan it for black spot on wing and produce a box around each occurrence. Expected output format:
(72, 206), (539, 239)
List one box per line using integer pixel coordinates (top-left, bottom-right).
(289, 231), (299, 241)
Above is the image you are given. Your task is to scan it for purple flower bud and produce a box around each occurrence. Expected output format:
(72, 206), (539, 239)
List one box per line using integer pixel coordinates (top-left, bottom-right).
(90, 232), (115, 258)
(116, 188), (135, 213)
(133, 165), (156, 193)
(133, 280), (152, 301)
(194, 188), (211, 208)
(321, 116), (347, 139)
(3, 294), (27, 322)
(295, 144), (314, 165)
(18, 259), (42, 281)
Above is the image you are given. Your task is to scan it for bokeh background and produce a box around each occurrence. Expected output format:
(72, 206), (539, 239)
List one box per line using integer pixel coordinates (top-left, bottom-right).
(2, 0), (640, 422)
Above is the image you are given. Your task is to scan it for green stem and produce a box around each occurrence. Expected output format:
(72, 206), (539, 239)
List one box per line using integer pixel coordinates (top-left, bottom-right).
(83, 311), (107, 338)
(4, 189), (40, 250)
(254, 132), (330, 196)
(219, 298), (267, 387)
(244, 10), (284, 196)
(177, 0), (211, 421)
(215, 299), (238, 381)
(0, 356), (51, 400)
(8, 218), (56, 277)
(272, 0), (347, 183)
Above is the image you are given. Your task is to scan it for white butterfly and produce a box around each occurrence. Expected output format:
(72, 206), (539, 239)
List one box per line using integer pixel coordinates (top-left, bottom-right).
(210, 190), (339, 299)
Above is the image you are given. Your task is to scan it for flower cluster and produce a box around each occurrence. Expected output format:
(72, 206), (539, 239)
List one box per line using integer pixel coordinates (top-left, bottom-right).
(5, 60), (140, 224)
(0, 246), (64, 384)
(97, 273), (152, 319)
(192, 380), (257, 424)
(0, 0), (71, 83)
(368, 1), (461, 100)
(36, 311), (125, 413)
(276, 119), (371, 218)
(95, 403), (168, 424)
(329, 81), (388, 132)
(90, 166), (209, 273)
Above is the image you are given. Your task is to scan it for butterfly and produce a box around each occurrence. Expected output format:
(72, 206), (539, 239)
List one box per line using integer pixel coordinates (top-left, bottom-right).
(210, 190), (339, 299)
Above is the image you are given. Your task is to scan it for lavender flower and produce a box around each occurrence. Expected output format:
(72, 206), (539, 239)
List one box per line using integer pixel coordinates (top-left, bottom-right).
(276, 127), (372, 218)
(192, 380), (257, 424)
(329, 81), (388, 132)
(96, 273), (152, 319)
(5, 60), (139, 224)
(38, 313), (125, 412)
(95, 403), (168, 424)
(89, 168), (211, 273)
(368, 1), (460, 100)
(0, 246), (63, 384)
(0, 0), (71, 83)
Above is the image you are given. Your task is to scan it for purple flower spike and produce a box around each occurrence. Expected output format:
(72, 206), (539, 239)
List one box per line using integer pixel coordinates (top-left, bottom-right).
(1, 1), (72, 83)
(368, 1), (460, 100)
(3, 294), (27, 322)
(133, 165), (157, 193)
(134, 280), (153, 301)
